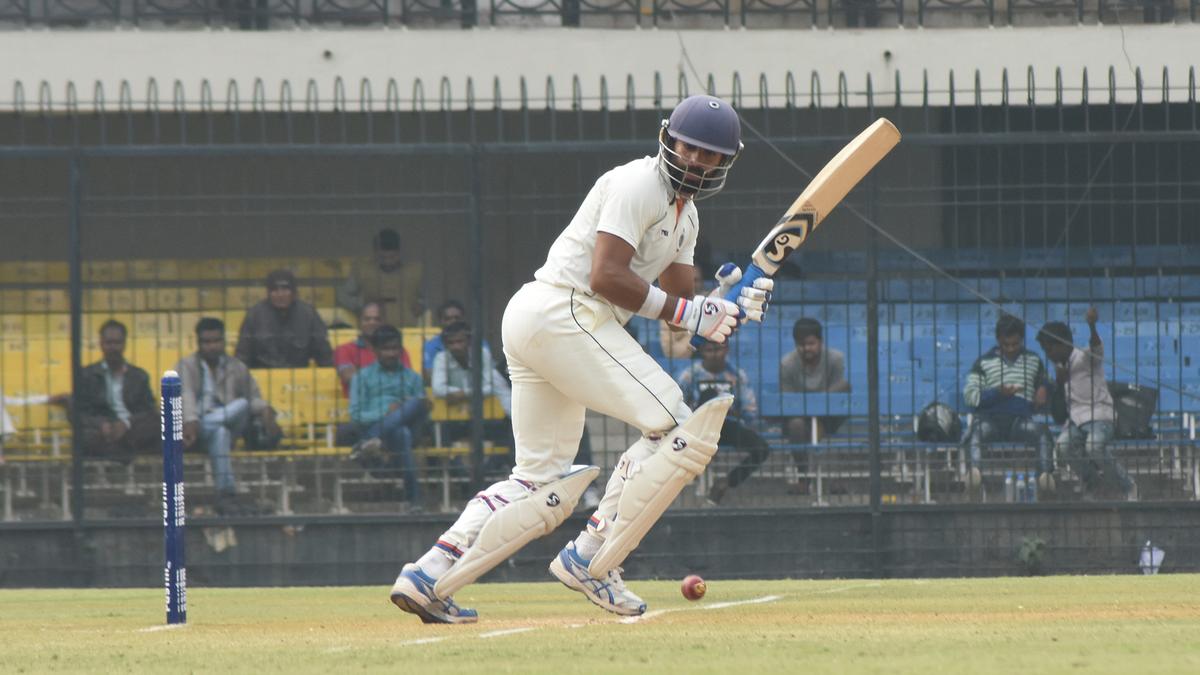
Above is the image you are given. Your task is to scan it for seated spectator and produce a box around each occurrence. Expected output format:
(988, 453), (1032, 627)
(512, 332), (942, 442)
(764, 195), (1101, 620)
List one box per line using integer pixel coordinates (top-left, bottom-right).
(333, 301), (411, 397)
(676, 340), (770, 506)
(345, 325), (428, 509)
(779, 318), (850, 494)
(422, 299), (468, 375)
(337, 228), (426, 327)
(178, 318), (280, 513)
(963, 314), (1053, 500)
(236, 268), (334, 368)
(781, 318), (850, 439)
(430, 320), (514, 469)
(1037, 308), (1136, 500)
(76, 320), (158, 460)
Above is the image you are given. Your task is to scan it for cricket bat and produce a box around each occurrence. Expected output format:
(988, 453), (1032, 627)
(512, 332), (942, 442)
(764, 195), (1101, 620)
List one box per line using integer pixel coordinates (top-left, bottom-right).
(692, 117), (901, 347)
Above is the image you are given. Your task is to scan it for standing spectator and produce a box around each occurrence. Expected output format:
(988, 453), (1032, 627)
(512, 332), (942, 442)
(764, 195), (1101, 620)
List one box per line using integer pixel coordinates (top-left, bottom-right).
(337, 228), (426, 327)
(76, 320), (158, 459)
(963, 314), (1053, 500)
(1037, 308), (1137, 500)
(333, 301), (411, 397)
(676, 340), (770, 506)
(178, 318), (279, 512)
(347, 325), (428, 509)
(236, 269), (334, 368)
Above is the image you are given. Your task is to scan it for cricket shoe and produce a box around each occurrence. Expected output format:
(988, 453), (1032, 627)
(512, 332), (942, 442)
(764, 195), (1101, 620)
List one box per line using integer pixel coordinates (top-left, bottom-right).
(390, 563), (478, 624)
(549, 541), (646, 616)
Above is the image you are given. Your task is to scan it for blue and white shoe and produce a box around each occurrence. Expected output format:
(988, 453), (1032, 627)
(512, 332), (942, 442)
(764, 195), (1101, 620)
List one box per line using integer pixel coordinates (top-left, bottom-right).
(390, 563), (478, 624)
(548, 541), (646, 616)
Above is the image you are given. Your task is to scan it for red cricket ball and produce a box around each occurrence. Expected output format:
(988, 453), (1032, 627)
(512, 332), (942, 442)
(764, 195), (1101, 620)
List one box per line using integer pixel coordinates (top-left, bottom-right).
(681, 574), (706, 601)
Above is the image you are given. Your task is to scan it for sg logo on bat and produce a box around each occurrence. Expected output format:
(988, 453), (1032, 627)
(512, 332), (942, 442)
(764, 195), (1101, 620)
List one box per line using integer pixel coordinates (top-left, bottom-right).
(763, 210), (816, 265)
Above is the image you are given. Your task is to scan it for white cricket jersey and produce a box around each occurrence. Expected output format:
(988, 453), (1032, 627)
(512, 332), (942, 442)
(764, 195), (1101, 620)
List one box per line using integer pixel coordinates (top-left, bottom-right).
(533, 156), (698, 324)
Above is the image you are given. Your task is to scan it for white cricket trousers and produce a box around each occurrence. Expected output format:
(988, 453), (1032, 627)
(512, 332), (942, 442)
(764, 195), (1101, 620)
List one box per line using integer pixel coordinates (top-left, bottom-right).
(502, 281), (691, 483)
(435, 281), (691, 554)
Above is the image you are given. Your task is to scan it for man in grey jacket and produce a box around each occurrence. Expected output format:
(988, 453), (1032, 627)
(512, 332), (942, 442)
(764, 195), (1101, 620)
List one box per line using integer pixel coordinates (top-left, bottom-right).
(177, 317), (278, 507)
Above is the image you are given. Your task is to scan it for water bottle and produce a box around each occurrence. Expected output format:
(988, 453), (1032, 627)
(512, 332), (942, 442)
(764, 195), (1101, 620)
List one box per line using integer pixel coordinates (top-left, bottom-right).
(1027, 473), (1038, 503)
(1015, 472), (1027, 503)
(1004, 471), (1015, 503)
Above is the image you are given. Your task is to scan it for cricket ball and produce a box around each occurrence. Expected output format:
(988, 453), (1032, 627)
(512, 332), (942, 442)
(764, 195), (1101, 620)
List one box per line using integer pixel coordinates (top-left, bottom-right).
(681, 574), (706, 601)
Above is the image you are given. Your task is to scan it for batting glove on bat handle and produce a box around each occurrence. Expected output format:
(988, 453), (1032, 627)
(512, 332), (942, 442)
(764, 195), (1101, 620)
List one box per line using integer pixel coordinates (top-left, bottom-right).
(689, 263), (772, 348)
(713, 262), (774, 323)
(671, 295), (740, 344)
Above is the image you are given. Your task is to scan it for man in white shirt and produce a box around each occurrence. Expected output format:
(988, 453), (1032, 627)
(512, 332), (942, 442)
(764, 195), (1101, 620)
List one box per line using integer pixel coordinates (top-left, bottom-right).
(390, 94), (773, 624)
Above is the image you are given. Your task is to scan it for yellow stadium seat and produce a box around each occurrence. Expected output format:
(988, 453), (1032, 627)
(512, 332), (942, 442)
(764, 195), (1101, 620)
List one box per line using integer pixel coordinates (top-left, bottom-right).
(429, 395), (507, 422)
(129, 259), (181, 281)
(151, 287), (200, 311)
(402, 327), (440, 377)
(175, 259), (208, 281)
(83, 260), (129, 283)
(26, 289), (69, 313)
(311, 257), (348, 279)
(224, 285), (260, 309)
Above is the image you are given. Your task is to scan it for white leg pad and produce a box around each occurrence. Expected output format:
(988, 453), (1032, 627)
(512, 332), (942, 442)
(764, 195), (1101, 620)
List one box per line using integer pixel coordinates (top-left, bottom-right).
(587, 395), (732, 577)
(433, 465), (600, 600)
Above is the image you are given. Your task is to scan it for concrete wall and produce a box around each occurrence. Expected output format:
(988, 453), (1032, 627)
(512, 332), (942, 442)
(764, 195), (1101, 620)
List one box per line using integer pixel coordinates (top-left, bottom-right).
(3, 25), (1198, 112)
(2, 504), (1196, 587)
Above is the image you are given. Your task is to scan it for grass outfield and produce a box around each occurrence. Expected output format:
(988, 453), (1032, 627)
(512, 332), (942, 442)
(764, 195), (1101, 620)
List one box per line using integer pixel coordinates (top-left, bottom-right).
(3, 576), (1199, 674)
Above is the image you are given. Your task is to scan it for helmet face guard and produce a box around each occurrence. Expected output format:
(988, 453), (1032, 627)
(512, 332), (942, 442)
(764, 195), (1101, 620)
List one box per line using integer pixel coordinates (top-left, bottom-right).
(656, 95), (743, 201)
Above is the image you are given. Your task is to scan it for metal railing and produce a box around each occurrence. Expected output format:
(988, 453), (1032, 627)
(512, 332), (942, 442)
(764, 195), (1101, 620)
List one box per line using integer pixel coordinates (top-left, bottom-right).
(0, 0), (1195, 27)
(1, 72), (1199, 527)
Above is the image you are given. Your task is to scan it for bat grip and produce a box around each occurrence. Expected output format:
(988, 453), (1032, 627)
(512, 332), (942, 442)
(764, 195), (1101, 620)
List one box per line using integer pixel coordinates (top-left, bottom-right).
(688, 262), (769, 349)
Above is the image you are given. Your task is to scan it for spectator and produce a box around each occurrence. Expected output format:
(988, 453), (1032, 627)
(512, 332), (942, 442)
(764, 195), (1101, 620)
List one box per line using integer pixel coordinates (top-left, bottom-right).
(178, 318), (279, 512)
(963, 314), (1053, 500)
(1037, 308), (1137, 501)
(76, 320), (158, 460)
(346, 325), (428, 509)
(779, 318), (850, 495)
(236, 269), (334, 368)
(337, 228), (426, 327)
(676, 340), (770, 506)
(422, 300), (469, 376)
(431, 321), (514, 460)
(780, 317), (851, 439)
(333, 301), (412, 396)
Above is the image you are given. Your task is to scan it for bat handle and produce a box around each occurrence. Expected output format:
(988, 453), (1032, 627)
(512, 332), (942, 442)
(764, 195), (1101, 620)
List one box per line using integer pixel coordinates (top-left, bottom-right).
(688, 262), (769, 349)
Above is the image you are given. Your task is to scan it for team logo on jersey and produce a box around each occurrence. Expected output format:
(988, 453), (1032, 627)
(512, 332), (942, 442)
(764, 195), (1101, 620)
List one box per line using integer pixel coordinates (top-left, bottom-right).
(546, 493), (561, 507)
(671, 437), (688, 451)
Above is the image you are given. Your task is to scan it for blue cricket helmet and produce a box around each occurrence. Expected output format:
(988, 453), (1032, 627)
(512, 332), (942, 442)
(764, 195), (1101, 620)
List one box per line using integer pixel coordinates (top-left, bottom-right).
(658, 95), (743, 200)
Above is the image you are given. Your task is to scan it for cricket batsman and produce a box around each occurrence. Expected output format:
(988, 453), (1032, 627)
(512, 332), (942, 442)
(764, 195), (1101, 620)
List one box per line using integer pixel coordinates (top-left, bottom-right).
(389, 94), (773, 623)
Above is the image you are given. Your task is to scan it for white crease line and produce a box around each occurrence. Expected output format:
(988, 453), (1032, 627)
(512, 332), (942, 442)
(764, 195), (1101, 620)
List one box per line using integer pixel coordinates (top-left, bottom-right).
(136, 624), (185, 633)
(400, 637), (447, 646)
(479, 627), (538, 639)
(620, 594), (782, 624)
(812, 583), (882, 595)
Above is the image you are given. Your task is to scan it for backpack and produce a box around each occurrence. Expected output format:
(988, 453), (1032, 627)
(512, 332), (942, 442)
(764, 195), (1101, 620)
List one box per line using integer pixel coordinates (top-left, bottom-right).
(917, 402), (962, 443)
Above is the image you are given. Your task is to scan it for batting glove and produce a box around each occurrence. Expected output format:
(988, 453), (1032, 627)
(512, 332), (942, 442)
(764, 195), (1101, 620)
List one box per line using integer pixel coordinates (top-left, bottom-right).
(713, 262), (774, 323)
(669, 295), (740, 344)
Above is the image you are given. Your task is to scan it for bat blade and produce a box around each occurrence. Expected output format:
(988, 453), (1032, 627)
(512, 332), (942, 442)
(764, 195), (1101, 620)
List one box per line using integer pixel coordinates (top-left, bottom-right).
(752, 117), (901, 275)
(689, 118), (899, 349)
